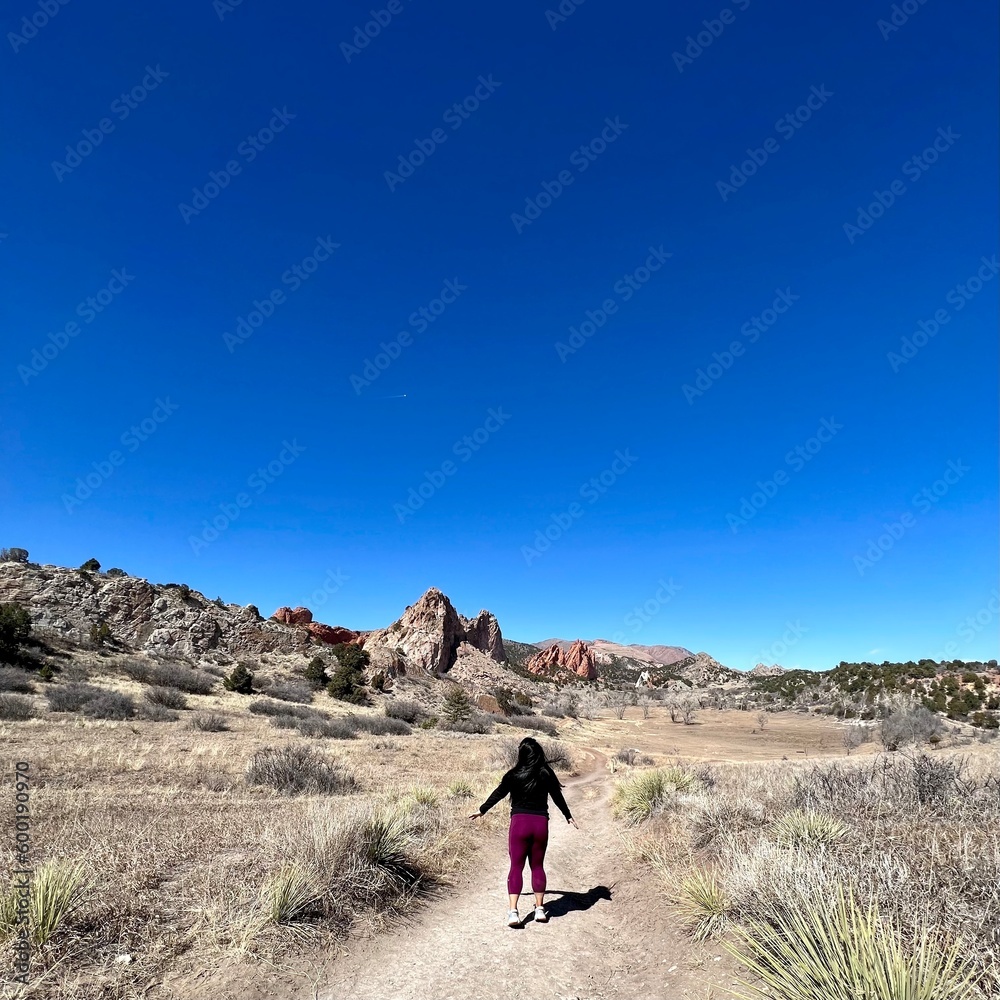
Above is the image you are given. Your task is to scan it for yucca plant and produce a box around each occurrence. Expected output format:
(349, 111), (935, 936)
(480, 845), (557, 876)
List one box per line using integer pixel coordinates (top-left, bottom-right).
(613, 767), (697, 824)
(447, 779), (474, 799)
(677, 869), (732, 940)
(613, 769), (671, 824)
(727, 885), (980, 1000)
(408, 786), (439, 807)
(660, 765), (698, 792)
(1, 863), (89, 946)
(259, 864), (319, 925)
(337, 807), (424, 911)
(773, 809), (847, 847)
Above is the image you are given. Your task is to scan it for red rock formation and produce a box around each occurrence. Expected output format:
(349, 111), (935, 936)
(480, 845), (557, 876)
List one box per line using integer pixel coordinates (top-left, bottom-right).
(272, 606), (313, 626)
(271, 607), (357, 646)
(525, 639), (597, 681)
(304, 622), (357, 646)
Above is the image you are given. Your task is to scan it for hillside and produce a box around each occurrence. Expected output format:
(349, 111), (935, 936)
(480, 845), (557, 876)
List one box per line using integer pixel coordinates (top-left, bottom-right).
(747, 659), (1000, 728)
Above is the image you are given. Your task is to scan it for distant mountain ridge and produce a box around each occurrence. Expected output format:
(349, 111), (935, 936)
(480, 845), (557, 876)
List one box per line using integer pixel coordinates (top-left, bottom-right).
(534, 638), (694, 667)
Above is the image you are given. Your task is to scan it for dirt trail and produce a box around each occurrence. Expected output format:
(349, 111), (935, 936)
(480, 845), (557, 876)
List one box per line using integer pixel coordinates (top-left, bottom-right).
(321, 750), (737, 1000)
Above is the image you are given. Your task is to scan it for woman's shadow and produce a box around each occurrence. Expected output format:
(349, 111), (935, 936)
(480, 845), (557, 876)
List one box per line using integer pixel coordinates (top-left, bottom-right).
(534, 884), (613, 920)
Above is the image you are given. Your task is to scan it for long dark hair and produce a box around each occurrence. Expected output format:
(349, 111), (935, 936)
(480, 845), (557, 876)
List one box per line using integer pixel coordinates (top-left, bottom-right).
(507, 737), (561, 792)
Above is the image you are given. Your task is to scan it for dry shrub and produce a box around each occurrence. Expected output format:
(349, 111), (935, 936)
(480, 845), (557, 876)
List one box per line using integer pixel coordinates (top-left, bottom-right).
(121, 658), (214, 695)
(249, 698), (316, 719)
(139, 703), (179, 723)
(384, 699), (424, 723)
(510, 714), (558, 736)
(81, 691), (136, 720)
(190, 712), (229, 732)
(144, 686), (188, 710)
(352, 715), (412, 737)
(245, 745), (358, 796)
(261, 679), (313, 704)
(637, 750), (1000, 993)
(0, 693), (35, 721)
(441, 714), (492, 734)
(45, 683), (103, 713)
(0, 667), (35, 694)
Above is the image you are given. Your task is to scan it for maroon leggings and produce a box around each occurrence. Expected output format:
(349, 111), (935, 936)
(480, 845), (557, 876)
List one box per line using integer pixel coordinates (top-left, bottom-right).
(507, 813), (549, 895)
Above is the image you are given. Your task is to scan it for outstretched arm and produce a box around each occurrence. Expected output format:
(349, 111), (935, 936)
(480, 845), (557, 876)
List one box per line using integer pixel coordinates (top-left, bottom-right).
(475, 773), (510, 816)
(548, 771), (574, 823)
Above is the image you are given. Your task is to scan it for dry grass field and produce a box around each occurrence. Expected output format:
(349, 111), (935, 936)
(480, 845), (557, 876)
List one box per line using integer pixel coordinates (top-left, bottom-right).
(2, 660), (998, 999)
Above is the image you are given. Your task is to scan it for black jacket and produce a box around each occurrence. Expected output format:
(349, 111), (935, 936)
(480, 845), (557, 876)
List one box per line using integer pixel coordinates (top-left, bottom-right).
(478, 767), (572, 821)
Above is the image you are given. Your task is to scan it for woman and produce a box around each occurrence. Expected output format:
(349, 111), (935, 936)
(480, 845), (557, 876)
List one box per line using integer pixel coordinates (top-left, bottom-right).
(470, 737), (578, 927)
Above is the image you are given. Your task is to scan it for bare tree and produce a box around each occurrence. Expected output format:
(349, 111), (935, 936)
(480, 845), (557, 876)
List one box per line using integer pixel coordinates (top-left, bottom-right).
(681, 697), (697, 726)
(843, 725), (865, 755)
(605, 688), (633, 720)
(638, 695), (652, 719)
(756, 710), (769, 731)
(666, 698), (681, 723)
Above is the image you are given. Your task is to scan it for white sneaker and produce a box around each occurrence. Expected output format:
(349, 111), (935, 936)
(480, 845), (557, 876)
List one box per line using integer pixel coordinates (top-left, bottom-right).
(534, 906), (548, 923)
(507, 909), (520, 927)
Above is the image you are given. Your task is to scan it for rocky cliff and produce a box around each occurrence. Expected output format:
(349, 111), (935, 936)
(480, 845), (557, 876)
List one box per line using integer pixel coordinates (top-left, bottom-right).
(361, 587), (505, 675)
(0, 563), (348, 658)
(524, 639), (598, 681)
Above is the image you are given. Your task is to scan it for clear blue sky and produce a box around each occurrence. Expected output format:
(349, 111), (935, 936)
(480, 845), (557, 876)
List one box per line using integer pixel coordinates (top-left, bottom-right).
(2, 0), (997, 670)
